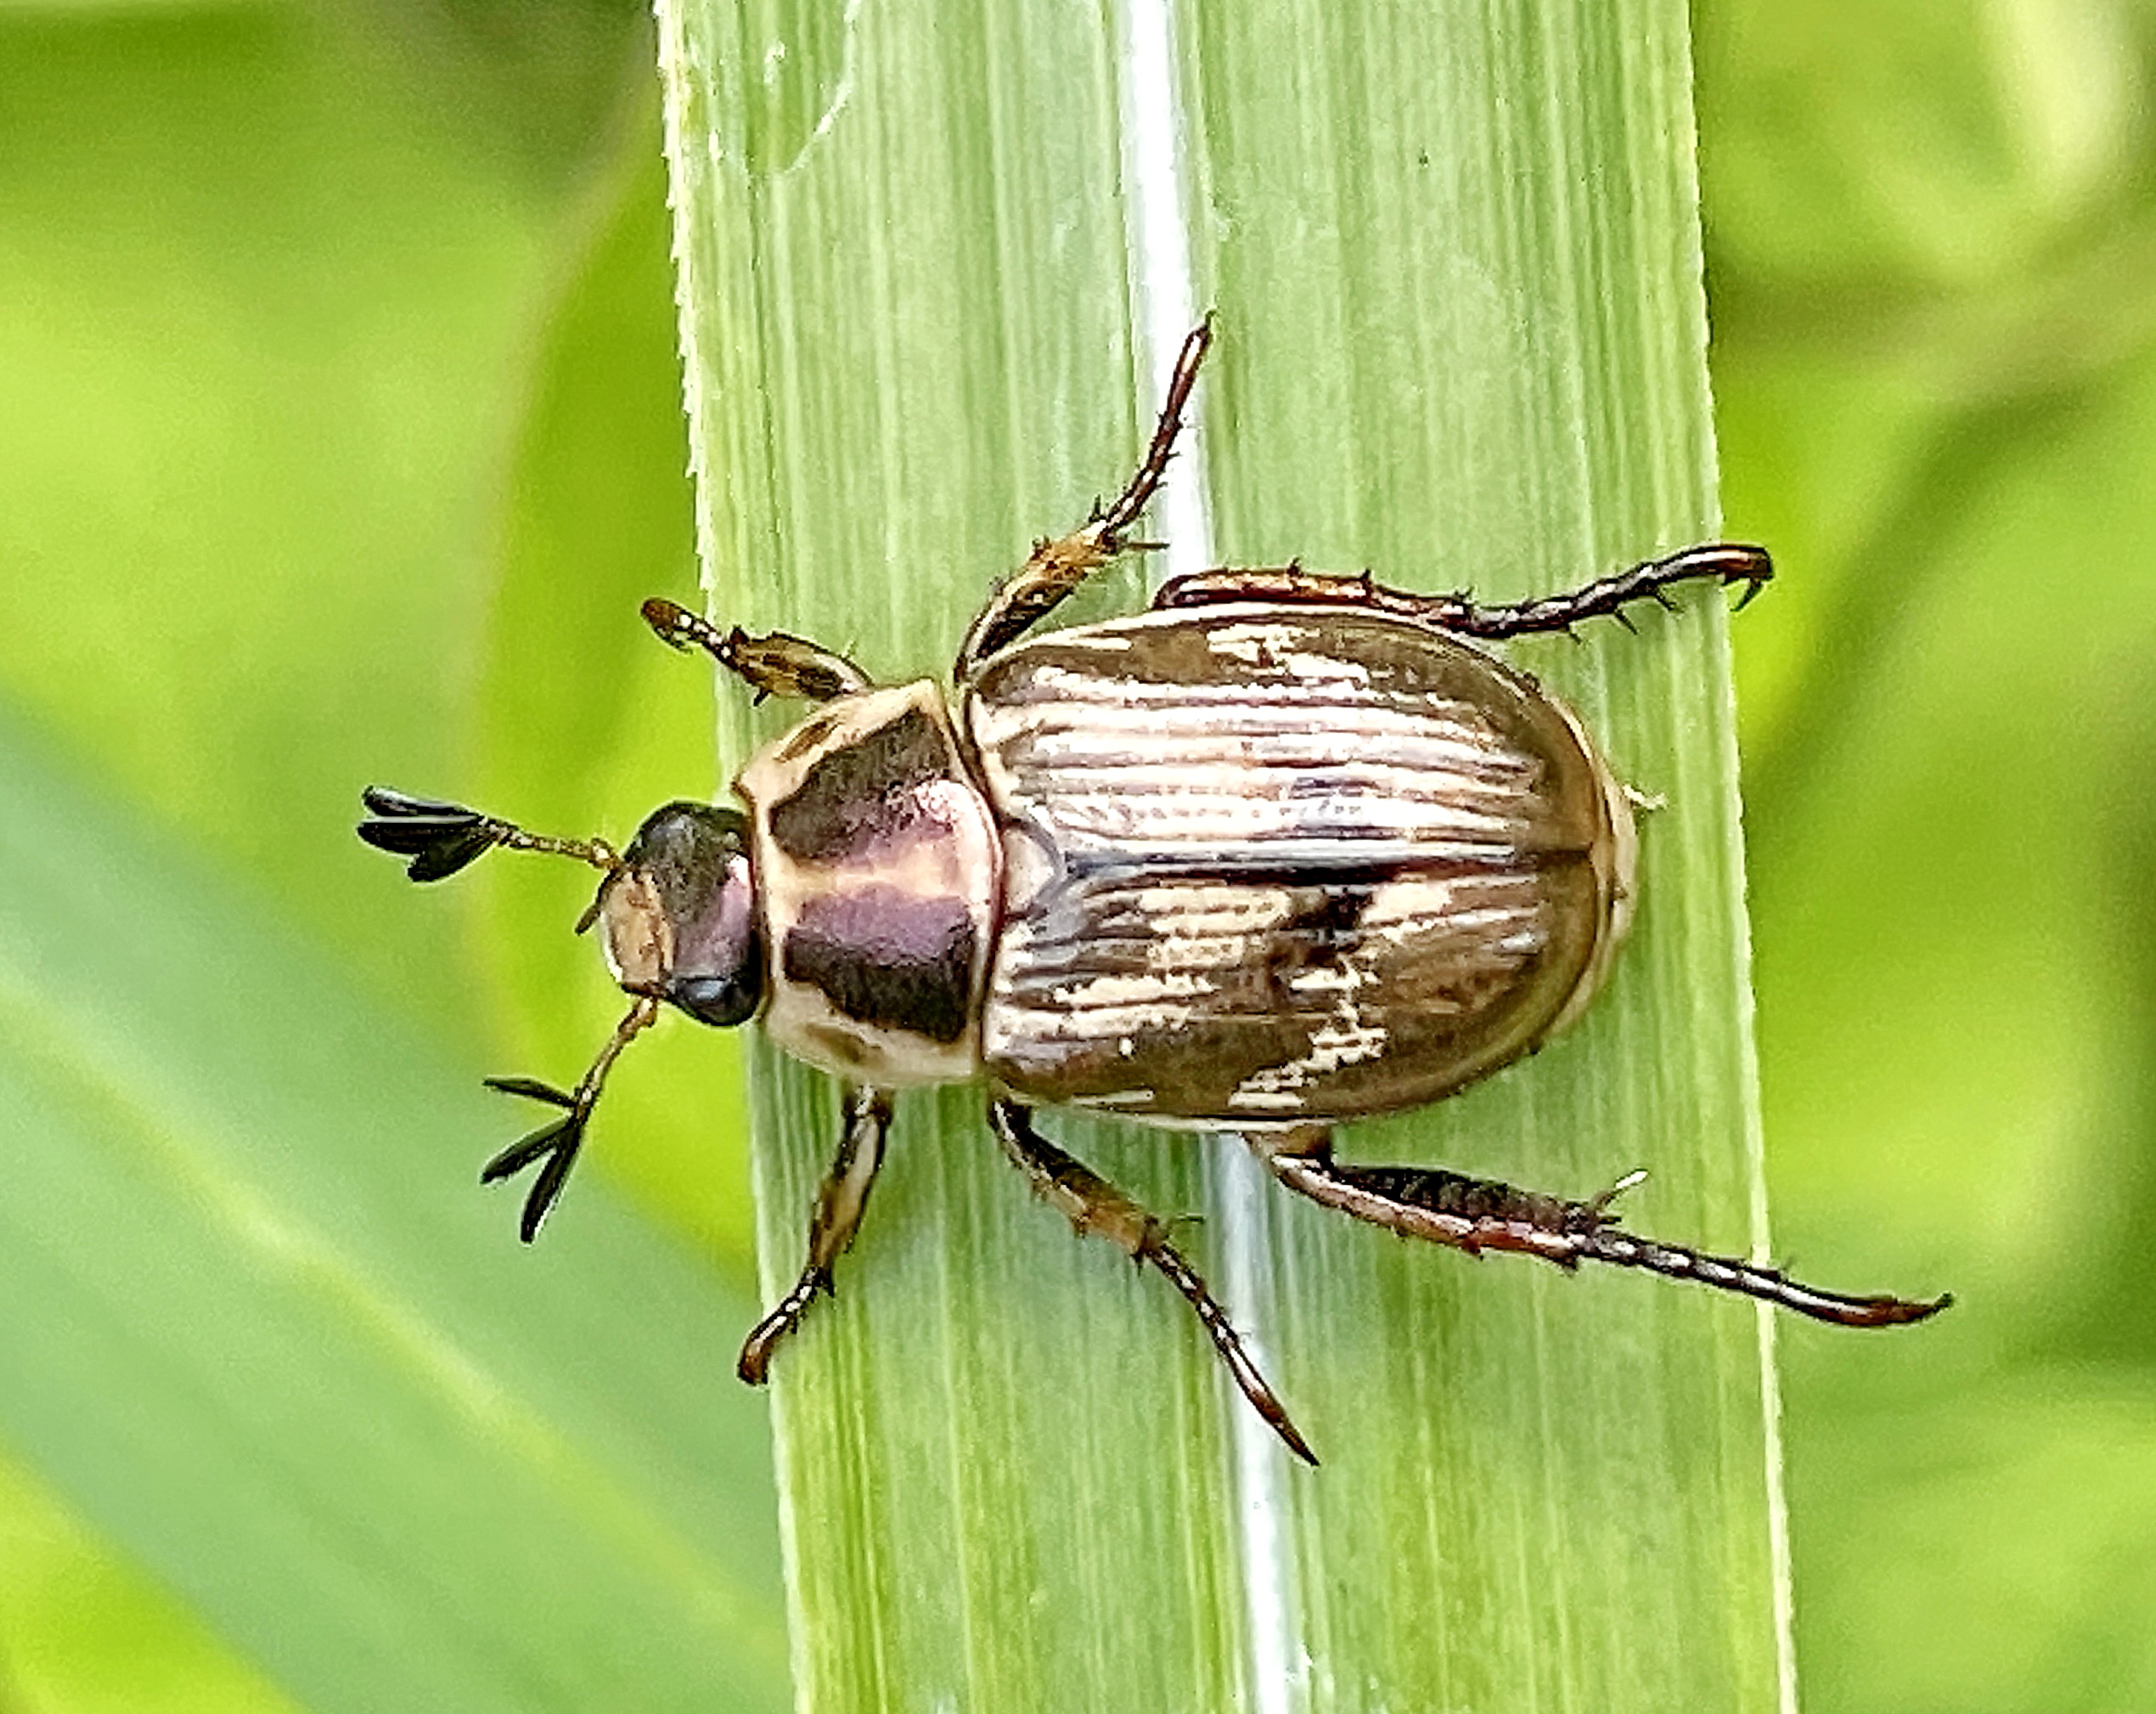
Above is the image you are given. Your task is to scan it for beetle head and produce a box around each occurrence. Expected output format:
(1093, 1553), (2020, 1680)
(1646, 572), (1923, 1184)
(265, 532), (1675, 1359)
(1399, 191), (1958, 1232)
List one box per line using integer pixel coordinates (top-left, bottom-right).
(598, 802), (764, 1028)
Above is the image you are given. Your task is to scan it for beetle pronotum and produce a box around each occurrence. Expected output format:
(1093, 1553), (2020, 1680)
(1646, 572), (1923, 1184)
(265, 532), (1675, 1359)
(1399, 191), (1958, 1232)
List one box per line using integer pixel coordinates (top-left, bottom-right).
(361, 322), (1946, 1463)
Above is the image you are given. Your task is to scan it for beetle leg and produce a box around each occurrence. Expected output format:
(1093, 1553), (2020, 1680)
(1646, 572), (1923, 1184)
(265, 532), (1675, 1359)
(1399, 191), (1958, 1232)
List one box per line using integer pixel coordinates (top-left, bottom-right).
(1252, 1132), (1951, 1330)
(737, 1085), (894, 1384)
(641, 599), (873, 703)
(1153, 543), (1774, 639)
(954, 319), (1213, 679)
(988, 1099), (1318, 1465)
(479, 994), (660, 1242)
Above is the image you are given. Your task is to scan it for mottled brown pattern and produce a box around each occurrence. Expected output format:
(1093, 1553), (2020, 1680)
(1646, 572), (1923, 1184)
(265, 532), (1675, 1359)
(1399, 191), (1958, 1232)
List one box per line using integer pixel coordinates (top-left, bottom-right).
(965, 605), (1630, 1121)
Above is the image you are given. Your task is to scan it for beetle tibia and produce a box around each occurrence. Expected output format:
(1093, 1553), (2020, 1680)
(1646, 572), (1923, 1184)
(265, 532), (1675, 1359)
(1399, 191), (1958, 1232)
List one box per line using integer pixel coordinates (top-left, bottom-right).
(641, 600), (873, 704)
(734, 1085), (893, 1384)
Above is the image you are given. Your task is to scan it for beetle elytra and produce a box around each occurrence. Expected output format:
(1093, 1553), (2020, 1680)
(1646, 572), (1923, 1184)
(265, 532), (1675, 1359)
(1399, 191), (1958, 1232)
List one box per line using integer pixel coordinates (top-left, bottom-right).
(359, 321), (1946, 1463)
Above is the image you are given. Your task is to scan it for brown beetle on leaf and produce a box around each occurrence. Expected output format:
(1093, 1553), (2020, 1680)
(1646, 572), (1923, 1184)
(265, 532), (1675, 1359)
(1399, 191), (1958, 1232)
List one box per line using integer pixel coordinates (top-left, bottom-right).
(360, 322), (1946, 1464)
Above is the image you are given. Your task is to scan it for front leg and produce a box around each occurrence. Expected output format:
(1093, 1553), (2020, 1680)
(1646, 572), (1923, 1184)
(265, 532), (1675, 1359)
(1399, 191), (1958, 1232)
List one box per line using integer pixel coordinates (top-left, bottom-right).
(954, 319), (1213, 679)
(988, 1099), (1316, 1464)
(1152, 542), (1773, 640)
(480, 995), (661, 1242)
(643, 598), (873, 703)
(1251, 1130), (1949, 1328)
(737, 1084), (894, 1384)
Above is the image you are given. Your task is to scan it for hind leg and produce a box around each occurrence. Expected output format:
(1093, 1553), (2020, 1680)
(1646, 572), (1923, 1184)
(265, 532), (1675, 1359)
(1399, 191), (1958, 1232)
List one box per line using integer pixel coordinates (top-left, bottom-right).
(1153, 543), (1773, 639)
(1250, 1130), (1948, 1328)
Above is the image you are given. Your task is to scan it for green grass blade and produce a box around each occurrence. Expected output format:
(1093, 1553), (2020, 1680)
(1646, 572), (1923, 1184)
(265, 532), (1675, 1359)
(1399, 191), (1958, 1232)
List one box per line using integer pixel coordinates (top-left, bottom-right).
(0, 706), (787, 1713)
(658, 0), (1791, 1706)
(0, 14), (791, 1707)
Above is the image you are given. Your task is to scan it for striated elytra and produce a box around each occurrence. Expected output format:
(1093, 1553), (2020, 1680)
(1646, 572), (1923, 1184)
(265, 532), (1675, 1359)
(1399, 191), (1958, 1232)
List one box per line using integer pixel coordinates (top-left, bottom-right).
(358, 322), (1946, 1463)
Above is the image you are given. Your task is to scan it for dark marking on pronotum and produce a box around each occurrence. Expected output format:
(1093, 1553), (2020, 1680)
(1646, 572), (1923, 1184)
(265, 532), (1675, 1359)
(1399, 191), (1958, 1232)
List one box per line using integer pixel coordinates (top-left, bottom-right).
(782, 888), (977, 1042)
(768, 707), (954, 863)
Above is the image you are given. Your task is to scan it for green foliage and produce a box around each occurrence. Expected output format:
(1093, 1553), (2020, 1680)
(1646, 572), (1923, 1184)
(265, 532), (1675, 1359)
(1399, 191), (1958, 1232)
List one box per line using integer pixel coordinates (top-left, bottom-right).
(0, 7), (782, 1708)
(2, 0), (2152, 1708)
(1703, 2), (2156, 1707)
(469, 135), (757, 1269)
(0, 703), (786, 1711)
(659, 0), (1780, 1706)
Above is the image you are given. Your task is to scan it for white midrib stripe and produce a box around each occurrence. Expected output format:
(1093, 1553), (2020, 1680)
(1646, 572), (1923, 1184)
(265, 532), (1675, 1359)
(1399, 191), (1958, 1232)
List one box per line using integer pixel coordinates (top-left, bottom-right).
(1109, 7), (1301, 1711)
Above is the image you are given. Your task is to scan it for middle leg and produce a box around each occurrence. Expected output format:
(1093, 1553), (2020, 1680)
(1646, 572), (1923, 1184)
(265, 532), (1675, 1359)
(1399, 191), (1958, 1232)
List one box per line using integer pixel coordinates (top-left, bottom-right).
(989, 1099), (1317, 1464)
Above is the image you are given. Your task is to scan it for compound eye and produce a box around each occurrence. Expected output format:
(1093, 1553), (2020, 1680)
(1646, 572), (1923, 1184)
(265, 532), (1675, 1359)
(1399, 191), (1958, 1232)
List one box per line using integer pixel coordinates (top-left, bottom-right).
(600, 803), (765, 1029)
(667, 846), (763, 1027)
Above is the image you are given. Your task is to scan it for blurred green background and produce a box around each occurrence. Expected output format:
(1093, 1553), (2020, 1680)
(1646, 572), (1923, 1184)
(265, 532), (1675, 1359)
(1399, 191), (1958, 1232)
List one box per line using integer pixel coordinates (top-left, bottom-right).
(1, 0), (2150, 1709)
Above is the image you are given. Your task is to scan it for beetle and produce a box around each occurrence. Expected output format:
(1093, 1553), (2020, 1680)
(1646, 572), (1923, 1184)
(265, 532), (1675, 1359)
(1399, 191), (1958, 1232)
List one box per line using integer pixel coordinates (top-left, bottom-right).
(359, 321), (1946, 1463)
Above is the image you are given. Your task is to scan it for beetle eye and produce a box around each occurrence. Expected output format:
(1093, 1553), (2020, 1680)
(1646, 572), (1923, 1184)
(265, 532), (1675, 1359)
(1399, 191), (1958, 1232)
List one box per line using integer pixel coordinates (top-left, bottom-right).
(601, 803), (765, 1029)
(667, 848), (762, 1027)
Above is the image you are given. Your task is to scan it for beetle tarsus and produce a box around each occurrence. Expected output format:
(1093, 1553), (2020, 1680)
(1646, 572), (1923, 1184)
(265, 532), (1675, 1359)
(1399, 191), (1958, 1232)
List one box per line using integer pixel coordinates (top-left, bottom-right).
(735, 1085), (894, 1383)
(478, 996), (658, 1242)
(737, 1270), (832, 1384)
(991, 1100), (1317, 1464)
(1439, 543), (1773, 640)
(1576, 1228), (1954, 1328)
(1144, 1237), (1320, 1466)
(1089, 314), (1211, 552)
